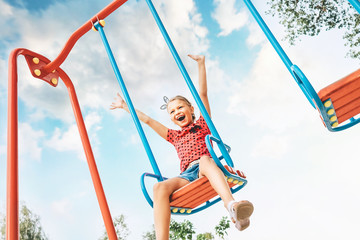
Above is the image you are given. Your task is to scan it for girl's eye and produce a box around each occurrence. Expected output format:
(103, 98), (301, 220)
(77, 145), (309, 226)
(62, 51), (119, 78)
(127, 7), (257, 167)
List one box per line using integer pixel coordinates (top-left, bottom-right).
(170, 110), (174, 114)
(178, 106), (183, 109)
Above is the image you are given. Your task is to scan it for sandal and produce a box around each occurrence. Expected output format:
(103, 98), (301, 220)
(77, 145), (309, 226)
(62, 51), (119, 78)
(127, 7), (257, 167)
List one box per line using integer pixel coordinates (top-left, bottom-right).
(227, 200), (254, 231)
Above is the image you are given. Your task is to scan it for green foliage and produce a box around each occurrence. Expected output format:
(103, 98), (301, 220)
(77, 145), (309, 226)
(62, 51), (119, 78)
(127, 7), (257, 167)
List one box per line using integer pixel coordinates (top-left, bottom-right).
(142, 225), (156, 240)
(143, 216), (230, 240)
(19, 205), (48, 240)
(0, 212), (5, 240)
(99, 215), (130, 240)
(214, 216), (230, 240)
(196, 232), (214, 240)
(0, 204), (48, 240)
(169, 219), (195, 240)
(266, 0), (360, 59)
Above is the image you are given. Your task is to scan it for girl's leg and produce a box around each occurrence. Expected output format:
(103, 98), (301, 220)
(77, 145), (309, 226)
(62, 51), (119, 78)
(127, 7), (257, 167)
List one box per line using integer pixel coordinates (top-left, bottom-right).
(198, 155), (253, 230)
(153, 177), (189, 240)
(198, 155), (235, 208)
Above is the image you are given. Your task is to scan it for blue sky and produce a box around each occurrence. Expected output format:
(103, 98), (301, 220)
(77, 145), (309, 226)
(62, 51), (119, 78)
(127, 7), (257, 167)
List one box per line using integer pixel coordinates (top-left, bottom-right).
(1, 0), (360, 239)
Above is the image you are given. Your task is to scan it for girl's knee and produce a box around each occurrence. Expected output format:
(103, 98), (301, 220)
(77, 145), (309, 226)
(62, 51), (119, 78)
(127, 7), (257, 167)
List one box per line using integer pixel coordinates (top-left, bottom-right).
(199, 155), (211, 163)
(153, 182), (166, 195)
(199, 156), (218, 175)
(153, 181), (174, 198)
(199, 155), (214, 167)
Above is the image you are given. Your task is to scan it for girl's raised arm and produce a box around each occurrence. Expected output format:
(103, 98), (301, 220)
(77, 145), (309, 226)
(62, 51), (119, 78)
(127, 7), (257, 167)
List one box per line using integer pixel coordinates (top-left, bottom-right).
(110, 93), (168, 140)
(188, 54), (211, 118)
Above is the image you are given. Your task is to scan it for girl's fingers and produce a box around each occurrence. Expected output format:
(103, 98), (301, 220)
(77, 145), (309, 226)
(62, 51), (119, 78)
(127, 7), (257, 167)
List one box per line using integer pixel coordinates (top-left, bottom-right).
(188, 54), (204, 62)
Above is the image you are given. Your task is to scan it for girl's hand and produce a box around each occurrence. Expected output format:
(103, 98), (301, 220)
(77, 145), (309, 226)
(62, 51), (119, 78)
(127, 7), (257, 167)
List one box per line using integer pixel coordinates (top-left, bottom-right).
(188, 54), (205, 64)
(110, 93), (127, 110)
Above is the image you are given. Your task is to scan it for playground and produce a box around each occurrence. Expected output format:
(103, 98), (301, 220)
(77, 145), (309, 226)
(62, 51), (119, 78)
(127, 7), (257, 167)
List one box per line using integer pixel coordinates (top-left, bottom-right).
(1, 0), (360, 239)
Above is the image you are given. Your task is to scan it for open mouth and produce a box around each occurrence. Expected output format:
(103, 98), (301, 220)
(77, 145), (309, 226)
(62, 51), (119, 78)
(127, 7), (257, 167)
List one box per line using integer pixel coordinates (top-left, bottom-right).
(177, 116), (185, 121)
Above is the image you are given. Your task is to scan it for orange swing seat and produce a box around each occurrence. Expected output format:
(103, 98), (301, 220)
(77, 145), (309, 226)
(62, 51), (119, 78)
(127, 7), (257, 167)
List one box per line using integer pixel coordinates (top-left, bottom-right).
(169, 165), (246, 214)
(318, 69), (360, 126)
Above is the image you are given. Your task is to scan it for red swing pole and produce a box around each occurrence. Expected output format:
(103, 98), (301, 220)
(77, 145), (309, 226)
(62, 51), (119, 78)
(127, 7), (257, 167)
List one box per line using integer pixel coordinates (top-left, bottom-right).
(58, 68), (118, 240)
(7, 1), (130, 239)
(42, 0), (129, 74)
(7, 48), (118, 240)
(7, 48), (21, 240)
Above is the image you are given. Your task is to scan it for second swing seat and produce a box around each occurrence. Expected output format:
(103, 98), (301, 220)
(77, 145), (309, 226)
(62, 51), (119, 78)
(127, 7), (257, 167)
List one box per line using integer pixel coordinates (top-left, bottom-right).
(317, 69), (360, 127)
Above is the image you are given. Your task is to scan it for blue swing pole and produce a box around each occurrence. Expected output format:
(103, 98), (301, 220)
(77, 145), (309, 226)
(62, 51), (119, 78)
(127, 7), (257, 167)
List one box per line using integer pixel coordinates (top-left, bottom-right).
(348, 0), (360, 14)
(94, 21), (163, 181)
(145, 0), (234, 168)
(242, 0), (320, 110)
(243, 0), (292, 71)
(244, 0), (360, 72)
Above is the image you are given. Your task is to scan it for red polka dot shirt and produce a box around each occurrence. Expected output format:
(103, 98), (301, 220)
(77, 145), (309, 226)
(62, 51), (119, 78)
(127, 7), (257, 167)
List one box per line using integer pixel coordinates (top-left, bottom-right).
(167, 115), (211, 173)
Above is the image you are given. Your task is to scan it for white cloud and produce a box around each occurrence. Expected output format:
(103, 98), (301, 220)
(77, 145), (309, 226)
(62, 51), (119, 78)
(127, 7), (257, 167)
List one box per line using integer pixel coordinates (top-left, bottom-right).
(18, 122), (45, 162)
(227, 43), (305, 132)
(85, 111), (102, 131)
(0, 57), (8, 92)
(46, 126), (82, 154)
(246, 22), (267, 47)
(1, 0), (210, 125)
(226, 21), (359, 133)
(160, 0), (196, 29)
(45, 112), (102, 160)
(51, 198), (71, 216)
(251, 134), (288, 159)
(129, 134), (140, 145)
(212, 0), (248, 36)
(0, 143), (5, 157)
(0, 0), (12, 17)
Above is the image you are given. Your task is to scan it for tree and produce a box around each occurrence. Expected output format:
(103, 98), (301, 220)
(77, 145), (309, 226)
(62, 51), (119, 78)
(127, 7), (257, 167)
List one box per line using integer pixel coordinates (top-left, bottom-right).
(214, 216), (230, 240)
(0, 204), (48, 240)
(99, 215), (130, 240)
(142, 225), (156, 240)
(169, 219), (195, 240)
(143, 216), (230, 240)
(0, 212), (5, 240)
(266, 0), (360, 59)
(196, 232), (214, 240)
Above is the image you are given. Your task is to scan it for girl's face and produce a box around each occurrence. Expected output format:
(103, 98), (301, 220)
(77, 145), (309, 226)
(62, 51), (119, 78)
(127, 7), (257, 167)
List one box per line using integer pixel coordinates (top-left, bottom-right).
(167, 99), (194, 128)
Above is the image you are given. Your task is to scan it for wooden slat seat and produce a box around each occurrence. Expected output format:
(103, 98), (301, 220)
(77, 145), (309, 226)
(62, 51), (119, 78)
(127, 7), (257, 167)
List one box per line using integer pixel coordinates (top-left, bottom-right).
(318, 69), (360, 124)
(169, 165), (246, 213)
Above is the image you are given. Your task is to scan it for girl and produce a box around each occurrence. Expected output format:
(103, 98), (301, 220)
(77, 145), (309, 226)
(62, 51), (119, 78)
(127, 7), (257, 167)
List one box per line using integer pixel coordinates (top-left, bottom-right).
(110, 54), (253, 239)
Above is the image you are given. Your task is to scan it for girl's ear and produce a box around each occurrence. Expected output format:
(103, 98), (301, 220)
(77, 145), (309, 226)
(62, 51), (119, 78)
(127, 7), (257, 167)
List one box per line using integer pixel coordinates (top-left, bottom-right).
(191, 106), (194, 113)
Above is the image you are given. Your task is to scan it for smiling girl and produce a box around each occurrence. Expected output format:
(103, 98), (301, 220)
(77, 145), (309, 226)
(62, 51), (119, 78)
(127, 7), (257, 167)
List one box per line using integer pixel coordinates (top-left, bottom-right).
(110, 54), (253, 240)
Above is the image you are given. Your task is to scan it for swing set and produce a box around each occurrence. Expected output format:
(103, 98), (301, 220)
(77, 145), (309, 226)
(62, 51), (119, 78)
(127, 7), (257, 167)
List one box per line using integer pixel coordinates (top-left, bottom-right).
(6, 0), (360, 239)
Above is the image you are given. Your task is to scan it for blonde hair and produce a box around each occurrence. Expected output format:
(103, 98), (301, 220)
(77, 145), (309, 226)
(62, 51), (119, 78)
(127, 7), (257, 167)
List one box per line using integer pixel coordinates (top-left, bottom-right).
(168, 95), (196, 121)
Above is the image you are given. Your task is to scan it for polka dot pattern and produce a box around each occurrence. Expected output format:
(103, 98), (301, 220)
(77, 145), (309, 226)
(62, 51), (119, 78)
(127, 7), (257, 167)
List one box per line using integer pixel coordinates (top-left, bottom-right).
(167, 116), (211, 172)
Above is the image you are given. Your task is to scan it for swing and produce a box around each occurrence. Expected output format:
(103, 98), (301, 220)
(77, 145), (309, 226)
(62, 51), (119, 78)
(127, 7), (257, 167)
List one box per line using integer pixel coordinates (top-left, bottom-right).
(243, 0), (360, 132)
(141, 137), (247, 215)
(317, 69), (360, 127)
(93, 0), (248, 215)
(168, 165), (247, 214)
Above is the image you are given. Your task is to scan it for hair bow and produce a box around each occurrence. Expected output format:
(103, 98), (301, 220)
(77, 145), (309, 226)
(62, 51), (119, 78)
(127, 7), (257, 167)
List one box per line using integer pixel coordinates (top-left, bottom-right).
(160, 96), (169, 110)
